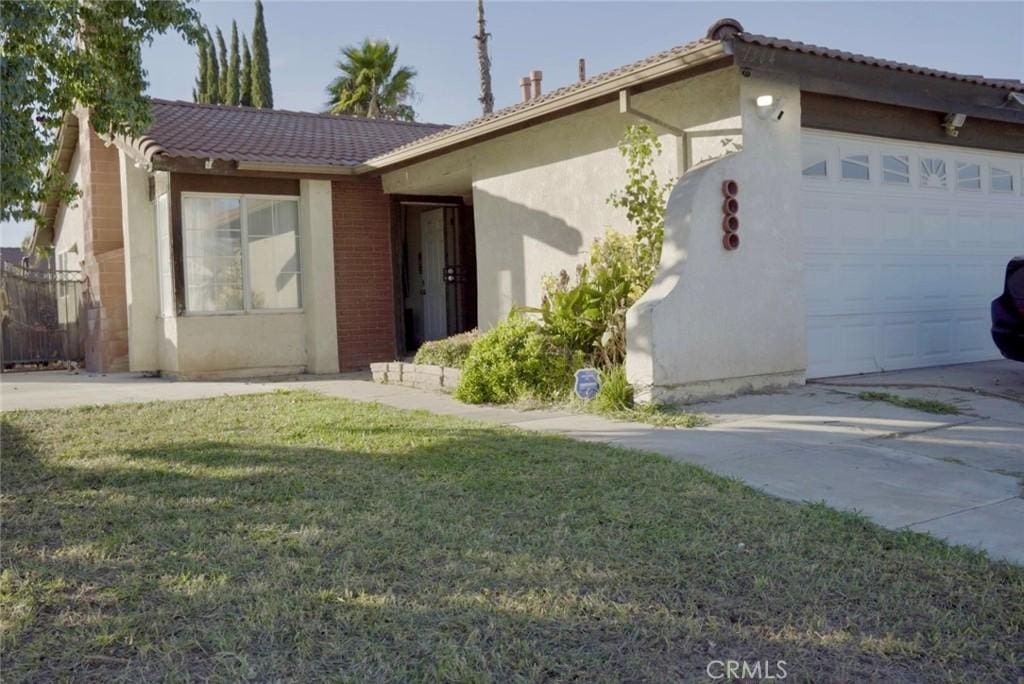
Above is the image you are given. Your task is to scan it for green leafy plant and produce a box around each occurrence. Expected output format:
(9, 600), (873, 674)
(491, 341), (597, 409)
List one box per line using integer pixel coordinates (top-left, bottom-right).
(455, 314), (580, 404)
(413, 330), (479, 368)
(591, 365), (634, 413)
(531, 230), (636, 366)
(607, 123), (673, 291)
(1, 0), (201, 223)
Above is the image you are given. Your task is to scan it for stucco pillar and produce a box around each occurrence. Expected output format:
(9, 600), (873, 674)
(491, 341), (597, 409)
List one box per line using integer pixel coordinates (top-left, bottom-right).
(626, 72), (805, 403)
(299, 179), (340, 373)
(118, 151), (159, 372)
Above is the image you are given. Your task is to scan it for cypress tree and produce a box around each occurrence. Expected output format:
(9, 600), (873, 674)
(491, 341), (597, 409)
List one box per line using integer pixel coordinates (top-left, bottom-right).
(204, 29), (220, 103)
(193, 31), (209, 103)
(250, 0), (273, 108)
(227, 21), (241, 106)
(240, 35), (253, 107)
(215, 27), (229, 103)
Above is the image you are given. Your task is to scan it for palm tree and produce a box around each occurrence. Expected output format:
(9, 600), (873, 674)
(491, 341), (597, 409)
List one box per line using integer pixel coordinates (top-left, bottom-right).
(325, 39), (417, 121)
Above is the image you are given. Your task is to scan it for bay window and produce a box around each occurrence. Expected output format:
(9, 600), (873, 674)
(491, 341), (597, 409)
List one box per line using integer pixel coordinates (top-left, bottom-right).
(182, 193), (301, 313)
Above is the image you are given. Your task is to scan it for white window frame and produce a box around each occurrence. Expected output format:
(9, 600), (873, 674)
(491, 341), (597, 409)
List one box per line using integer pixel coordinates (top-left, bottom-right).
(839, 150), (872, 183)
(181, 191), (303, 316)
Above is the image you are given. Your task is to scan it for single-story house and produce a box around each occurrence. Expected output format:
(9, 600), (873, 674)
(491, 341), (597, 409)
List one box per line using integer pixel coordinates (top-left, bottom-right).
(34, 18), (1024, 400)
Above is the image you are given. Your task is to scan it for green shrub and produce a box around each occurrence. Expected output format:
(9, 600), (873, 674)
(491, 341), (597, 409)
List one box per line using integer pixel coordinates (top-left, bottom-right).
(412, 329), (479, 368)
(591, 365), (634, 413)
(455, 314), (580, 404)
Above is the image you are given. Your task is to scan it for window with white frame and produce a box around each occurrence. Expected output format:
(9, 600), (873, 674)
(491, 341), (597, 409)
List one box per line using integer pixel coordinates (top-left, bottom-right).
(920, 158), (947, 188)
(955, 162), (981, 190)
(182, 193), (301, 313)
(882, 154), (910, 184)
(840, 153), (870, 181)
(991, 166), (1015, 193)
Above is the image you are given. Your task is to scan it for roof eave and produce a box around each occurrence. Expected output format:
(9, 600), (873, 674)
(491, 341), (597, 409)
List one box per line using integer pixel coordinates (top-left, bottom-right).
(728, 38), (1024, 125)
(236, 160), (370, 175)
(363, 41), (729, 171)
(30, 111), (80, 251)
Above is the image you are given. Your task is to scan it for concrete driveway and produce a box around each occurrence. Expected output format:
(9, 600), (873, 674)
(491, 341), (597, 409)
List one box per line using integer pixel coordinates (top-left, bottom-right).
(2, 361), (1022, 563)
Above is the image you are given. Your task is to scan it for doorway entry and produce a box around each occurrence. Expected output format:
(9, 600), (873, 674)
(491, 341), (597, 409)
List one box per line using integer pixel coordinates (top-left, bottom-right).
(399, 202), (477, 352)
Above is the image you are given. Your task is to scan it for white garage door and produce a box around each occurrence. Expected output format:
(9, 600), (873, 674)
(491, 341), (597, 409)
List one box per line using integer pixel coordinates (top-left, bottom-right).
(801, 130), (1024, 378)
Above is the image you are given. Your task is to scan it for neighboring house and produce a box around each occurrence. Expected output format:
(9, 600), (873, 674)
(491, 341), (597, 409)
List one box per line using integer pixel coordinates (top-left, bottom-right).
(1, 247), (52, 271)
(34, 18), (1024, 400)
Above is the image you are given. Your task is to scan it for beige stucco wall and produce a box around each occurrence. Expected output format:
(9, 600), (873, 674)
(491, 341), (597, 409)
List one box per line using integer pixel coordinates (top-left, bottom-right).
(383, 67), (743, 327)
(53, 149), (85, 270)
(626, 73), (806, 402)
(119, 151), (160, 371)
(121, 173), (339, 378)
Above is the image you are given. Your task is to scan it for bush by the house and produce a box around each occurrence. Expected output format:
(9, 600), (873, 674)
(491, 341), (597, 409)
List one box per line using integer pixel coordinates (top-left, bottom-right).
(454, 313), (581, 404)
(455, 124), (671, 406)
(412, 329), (479, 368)
(533, 230), (639, 367)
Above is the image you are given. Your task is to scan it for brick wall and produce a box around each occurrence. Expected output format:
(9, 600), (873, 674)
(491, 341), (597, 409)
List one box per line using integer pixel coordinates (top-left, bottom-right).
(79, 115), (129, 372)
(332, 177), (396, 370)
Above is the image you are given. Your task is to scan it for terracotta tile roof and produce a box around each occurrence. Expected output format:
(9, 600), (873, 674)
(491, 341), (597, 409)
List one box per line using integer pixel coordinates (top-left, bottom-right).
(138, 99), (449, 167)
(734, 32), (1024, 91)
(369, 36), (719, 160)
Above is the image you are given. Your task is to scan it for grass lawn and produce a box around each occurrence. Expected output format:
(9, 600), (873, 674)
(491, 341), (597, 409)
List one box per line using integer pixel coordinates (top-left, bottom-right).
(2, 392), (1021, 682)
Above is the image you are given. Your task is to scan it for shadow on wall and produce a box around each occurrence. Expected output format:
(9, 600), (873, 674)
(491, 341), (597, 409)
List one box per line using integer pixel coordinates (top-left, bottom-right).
(471, 188), (584, 324)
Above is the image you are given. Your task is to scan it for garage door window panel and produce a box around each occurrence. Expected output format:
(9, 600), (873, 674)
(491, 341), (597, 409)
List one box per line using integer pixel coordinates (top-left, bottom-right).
(990, 167), (1015, 194)
(920, 158), (947, 189)
(841, 153), (871, 181)
(882, 155), (910, 185)
(956, 162), (982, 191)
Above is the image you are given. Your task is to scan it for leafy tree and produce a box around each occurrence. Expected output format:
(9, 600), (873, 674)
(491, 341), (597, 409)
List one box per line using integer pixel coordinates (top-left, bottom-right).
(250, 0), (272, 108)
(239, 35), (253, 107)
(326, 39), (417, 120)
(0, 0), (200, 223)
(203, 28), (220, 103)
(226, 21), (240, 105)
(193, 31), (209, 103)
(215, 27), (228, 103)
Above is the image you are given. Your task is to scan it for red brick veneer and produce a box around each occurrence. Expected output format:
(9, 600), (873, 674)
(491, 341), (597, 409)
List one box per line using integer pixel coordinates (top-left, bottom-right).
(331, 177), (396, 369)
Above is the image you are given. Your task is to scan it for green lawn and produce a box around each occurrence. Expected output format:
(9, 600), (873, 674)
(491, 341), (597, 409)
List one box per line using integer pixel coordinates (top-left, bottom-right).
(2, 392), (1021, 682)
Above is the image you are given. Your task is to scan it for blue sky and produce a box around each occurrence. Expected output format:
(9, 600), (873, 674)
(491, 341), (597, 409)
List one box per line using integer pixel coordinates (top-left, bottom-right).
(4, 1), (1022, 247)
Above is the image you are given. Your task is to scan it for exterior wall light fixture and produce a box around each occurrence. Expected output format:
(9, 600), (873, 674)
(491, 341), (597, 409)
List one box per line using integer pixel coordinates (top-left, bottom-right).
(755, 94), (784, 121)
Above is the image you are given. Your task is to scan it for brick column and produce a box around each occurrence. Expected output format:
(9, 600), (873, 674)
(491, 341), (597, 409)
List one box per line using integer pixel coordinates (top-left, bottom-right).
(79, 112), (129, 372)
(332, 177), (396, 370)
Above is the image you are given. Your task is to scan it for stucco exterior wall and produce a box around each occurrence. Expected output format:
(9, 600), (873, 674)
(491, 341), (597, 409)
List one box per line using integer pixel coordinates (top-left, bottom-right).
(171, 312), (307, 377)
(52, 149), (84, 270)
(383, 67), (743, 328)
(119, 151), (159, 371)
(626, 73), (806, 402)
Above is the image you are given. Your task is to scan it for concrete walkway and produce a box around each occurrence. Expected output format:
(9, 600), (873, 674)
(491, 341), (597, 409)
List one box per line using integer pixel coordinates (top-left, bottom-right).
(2, 365), (1022, 564)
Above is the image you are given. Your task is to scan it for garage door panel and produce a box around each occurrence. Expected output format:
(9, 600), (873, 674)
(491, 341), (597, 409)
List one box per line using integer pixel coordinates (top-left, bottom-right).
(802, 131), (1023, 377)
(882, 321), (916, 363)
(881, 206), (915, 248)
(957, 317), (989, 354)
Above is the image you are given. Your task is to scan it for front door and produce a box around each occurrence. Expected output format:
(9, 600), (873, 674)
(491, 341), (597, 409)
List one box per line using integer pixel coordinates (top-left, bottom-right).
(420, 208), (448, 341)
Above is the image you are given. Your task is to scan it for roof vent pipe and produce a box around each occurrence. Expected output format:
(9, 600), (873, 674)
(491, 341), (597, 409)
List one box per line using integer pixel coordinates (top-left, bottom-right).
(578, 58), (586, 82)
(530, 70), (543, 98)
(520, 76), (532, 102)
